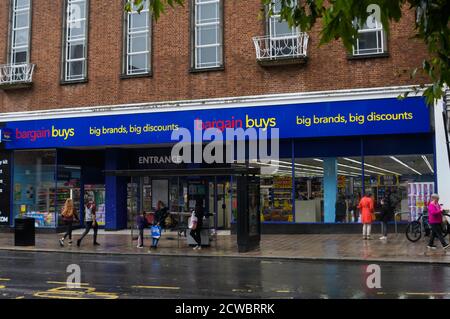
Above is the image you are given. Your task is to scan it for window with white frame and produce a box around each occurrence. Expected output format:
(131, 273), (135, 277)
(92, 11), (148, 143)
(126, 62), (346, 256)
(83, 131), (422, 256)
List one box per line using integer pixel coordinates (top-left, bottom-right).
(268, 0), (298, 39)
(353, 15), (387, 56)
(193, 0), (223, 70)
(124, 1), (150, 75)
(63, 0), (88, 82)
(9, 0), (31, 65)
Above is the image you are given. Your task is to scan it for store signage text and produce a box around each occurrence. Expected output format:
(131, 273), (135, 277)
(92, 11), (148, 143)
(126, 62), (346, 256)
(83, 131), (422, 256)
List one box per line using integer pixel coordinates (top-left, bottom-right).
(138, 155), (183, 165)
(4, 97), (430, 149)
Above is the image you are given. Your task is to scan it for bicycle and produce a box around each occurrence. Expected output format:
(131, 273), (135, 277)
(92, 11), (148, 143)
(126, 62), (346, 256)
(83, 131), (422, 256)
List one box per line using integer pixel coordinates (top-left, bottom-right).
(405, 210), (450, 242)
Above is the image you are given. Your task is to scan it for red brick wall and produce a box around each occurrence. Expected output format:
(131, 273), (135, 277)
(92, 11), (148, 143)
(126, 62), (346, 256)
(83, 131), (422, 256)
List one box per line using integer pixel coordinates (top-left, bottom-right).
(0, 0), (430, 113)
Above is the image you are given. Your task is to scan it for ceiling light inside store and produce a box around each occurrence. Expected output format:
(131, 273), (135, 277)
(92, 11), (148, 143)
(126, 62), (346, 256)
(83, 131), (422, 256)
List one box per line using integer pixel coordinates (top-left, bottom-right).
(313, 158), (384, 176)
(421, 156), (434, 174)
(342, 158), (401, 176)
(389, 156), (422, 175)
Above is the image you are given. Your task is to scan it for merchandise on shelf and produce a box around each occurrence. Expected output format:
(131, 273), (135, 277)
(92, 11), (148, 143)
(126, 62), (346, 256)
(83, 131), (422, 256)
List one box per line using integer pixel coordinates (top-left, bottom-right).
(408, 182), (434, 220)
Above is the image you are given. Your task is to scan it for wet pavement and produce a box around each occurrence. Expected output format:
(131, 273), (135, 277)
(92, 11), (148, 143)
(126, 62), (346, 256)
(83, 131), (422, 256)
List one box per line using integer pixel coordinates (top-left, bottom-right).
(1, 230), (450, 264)
(0, 250), (450, 299)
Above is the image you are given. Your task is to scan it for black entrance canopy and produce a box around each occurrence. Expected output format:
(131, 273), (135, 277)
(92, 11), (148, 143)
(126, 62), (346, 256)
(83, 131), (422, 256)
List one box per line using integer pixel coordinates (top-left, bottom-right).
(103, 166), (261, 177)
(103, 165), (262, 253)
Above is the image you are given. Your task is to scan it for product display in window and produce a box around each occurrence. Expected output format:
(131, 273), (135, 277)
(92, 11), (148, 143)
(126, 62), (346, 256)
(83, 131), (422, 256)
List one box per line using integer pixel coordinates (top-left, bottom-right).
(261, 176), (293, 222)
(84, 186), (105, 226)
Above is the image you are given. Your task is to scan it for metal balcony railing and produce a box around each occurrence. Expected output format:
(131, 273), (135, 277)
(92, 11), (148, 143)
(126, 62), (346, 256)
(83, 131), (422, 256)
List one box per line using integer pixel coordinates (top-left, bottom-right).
(253, 33), (309, 63)
(0, 63), (35, 87)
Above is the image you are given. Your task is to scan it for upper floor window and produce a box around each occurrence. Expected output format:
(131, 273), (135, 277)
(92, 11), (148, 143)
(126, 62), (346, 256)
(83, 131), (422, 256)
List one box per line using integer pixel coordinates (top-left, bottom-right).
(9, 0), (31, 65)
(353, 16), (387, 56)
(62, 0), (88, 82)
(123, 1), (151, 76)
(268, 0), (298, 39)
(251, 0), (308, 65)
(192, 0), (223, 70)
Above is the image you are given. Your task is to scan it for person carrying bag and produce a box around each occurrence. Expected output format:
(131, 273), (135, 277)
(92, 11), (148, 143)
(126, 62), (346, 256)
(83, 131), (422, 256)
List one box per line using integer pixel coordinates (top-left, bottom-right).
(189, 204), (203, 250)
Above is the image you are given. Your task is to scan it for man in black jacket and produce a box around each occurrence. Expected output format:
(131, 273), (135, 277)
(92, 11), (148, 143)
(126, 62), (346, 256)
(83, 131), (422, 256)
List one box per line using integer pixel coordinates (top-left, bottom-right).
(379, 196), (394, 240)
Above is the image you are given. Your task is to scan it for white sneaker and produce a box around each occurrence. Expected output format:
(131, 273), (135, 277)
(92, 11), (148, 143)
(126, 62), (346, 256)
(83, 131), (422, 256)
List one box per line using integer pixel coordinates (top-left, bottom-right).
(193, 246), (198, 250)
(197, 246), (202, 250)
(379, 236), (387, 240)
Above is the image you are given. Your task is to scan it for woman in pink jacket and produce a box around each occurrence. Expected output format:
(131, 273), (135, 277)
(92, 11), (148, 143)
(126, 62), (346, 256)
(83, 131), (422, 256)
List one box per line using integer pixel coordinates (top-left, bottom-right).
(427, 193), (449, 250)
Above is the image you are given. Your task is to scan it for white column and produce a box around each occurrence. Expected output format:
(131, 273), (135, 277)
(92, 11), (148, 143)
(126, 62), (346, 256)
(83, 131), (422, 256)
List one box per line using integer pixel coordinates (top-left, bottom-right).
(434, 97), (450, 209)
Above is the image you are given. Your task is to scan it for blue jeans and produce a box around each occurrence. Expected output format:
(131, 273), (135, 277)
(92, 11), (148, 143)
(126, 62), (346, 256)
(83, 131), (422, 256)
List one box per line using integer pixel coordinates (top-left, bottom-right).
(152, 238), (159, 247)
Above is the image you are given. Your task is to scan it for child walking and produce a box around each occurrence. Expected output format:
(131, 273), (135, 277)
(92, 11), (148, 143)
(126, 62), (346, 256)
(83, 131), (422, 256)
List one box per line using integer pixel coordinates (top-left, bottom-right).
(151, 222), (162, 249)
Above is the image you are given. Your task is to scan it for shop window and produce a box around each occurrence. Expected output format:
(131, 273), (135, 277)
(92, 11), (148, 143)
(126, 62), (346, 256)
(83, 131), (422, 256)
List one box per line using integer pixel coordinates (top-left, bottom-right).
(294, 158), (324, 223)
(335, 157), (365, 223)
(363, 154), (435, 222)
(256, 158), (294, 223)
(13, 150), (56, 228)
(84, 185), (105, 226)
(293, 157), (368, 223)
(56, 165), (81, 227)
(13, 150), (83, 229)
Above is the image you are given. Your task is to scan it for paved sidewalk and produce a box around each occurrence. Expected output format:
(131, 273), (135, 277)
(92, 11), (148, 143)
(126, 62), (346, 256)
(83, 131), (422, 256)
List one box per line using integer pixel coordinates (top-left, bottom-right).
(0, 231), (449, 264)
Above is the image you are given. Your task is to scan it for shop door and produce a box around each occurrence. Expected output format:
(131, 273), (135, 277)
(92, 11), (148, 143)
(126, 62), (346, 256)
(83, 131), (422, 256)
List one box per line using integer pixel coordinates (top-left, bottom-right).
(216, 178), (231, 229)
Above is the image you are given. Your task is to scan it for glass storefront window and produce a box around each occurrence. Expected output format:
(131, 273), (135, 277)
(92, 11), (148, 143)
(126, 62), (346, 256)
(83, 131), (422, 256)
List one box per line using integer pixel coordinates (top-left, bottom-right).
(256, 158), (294, 222)
(84, 184), (105, 226)
(56, 165), (81, 227)
(294, 158), (324, 223)
(13, 150), (57, 228)
(363, 154), (435, 221)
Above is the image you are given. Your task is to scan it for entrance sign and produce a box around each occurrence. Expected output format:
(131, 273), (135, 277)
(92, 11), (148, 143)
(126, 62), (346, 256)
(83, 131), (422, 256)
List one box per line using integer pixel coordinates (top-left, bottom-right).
(5, 97), (430, 150)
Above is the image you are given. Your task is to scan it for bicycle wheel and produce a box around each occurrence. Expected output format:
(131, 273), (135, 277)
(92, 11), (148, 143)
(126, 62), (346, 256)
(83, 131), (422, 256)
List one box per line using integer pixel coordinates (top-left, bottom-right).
(406, 221), (422, 242)
(442, 223), (449, 237)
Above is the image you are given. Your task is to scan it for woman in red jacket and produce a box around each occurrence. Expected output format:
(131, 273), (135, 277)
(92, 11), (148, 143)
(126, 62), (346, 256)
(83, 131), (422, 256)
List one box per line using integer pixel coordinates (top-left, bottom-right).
(358, 192), (375, 240)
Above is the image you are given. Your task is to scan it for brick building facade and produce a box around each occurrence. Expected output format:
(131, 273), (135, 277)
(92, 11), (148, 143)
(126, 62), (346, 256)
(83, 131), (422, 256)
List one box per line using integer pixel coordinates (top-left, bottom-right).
(0, 0), (429, 112)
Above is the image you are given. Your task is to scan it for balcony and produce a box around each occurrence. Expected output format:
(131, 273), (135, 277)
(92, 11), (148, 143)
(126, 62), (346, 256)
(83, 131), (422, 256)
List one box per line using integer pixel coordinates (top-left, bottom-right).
(0, 63), (35, 90)
(253, 33), (309, 66)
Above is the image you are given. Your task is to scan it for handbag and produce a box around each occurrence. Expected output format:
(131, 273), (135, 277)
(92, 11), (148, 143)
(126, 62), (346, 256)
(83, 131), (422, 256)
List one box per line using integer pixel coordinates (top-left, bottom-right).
(371, 212), (376, 221)
(188, 212), (198, 230)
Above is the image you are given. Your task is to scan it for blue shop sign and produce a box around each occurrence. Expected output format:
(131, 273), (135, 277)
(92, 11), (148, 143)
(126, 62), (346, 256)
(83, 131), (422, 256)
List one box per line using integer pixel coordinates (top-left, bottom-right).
(4, 97), (430, 149)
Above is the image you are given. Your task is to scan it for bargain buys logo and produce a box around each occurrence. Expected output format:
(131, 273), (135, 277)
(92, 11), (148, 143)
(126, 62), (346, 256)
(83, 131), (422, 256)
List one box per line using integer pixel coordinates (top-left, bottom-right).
(15, 126), (75, 142)
(195, 114), (277, 132)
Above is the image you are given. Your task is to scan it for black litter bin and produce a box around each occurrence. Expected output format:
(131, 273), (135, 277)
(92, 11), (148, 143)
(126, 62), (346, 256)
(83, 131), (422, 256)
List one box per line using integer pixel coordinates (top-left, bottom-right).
(15, 218), (35, 246)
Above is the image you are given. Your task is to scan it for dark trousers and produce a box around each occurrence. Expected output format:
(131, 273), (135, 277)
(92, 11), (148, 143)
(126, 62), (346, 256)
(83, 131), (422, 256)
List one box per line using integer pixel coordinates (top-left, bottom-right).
(63, 220), (73, 240)
(190, 227), (202, 246)
(152, 238), (159, 247)
(138, 229), (144, 247)
(381, 221), (388, 237)
(428, 223), (448, 247)
(79, 221), (98, 244)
